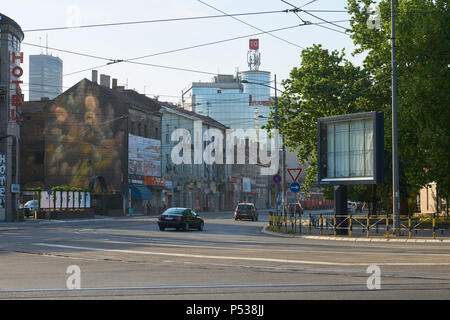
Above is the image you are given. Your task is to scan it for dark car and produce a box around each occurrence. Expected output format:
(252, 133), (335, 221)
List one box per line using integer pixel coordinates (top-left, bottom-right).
(20, 200), (38, 217)
(234, 203), (258, 221)
(157, 207), (204, 231)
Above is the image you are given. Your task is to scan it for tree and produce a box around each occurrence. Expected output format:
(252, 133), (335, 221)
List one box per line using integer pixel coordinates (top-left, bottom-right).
(347, 0), (450, 198)
(265, 0), (449, 211)
(264, 44), (376, 190)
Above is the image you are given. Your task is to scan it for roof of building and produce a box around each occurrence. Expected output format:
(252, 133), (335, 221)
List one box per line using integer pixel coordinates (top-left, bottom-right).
(22, 99), (53, 113)
(0, 13), (24, 39)
(162, 102), (228, 130)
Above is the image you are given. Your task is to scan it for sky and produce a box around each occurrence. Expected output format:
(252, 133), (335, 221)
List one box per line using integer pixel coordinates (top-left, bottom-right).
(1, 0), (365, 104)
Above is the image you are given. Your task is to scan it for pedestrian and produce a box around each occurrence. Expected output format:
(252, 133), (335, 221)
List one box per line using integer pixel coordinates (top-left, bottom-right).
(362, 202), (367, 213)
(146, 202), (151, 215)
(357, 202), (362, 213)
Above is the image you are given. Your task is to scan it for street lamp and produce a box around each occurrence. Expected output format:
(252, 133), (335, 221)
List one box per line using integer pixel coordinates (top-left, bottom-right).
(241, 76), (287, 218)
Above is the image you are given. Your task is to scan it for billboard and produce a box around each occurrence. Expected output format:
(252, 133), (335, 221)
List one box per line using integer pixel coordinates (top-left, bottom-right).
(128, 134), (161, 177)
(318, 112), (384, 185)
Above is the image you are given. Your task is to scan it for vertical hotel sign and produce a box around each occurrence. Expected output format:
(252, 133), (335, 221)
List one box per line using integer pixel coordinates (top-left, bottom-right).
(10, 52), (24, 120)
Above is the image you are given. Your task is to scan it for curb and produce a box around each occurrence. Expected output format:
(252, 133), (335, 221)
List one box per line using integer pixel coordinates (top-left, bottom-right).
(261, 226), (450, 243)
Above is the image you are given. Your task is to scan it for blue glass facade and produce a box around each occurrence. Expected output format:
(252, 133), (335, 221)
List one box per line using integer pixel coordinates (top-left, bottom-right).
(182, 71), (272, 131)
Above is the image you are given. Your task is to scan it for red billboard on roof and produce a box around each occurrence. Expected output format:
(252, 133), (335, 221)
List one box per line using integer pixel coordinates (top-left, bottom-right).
(249, 39), (259, 50)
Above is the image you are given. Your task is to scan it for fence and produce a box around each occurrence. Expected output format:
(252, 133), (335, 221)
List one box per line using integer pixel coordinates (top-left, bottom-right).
(268, 212), (449, 239)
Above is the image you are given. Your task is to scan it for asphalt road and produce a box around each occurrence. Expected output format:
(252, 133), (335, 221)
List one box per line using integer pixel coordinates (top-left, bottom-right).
(0, 210), (449, 300)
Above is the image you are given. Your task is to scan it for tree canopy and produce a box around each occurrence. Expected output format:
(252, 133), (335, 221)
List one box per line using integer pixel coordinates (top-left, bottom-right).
(265, 0), (449, 204)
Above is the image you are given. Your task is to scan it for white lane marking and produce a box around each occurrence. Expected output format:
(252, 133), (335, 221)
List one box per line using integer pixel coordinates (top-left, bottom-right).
(2, 281), (449, 294)
(35, 243), (450, 266)
(95, 239), (450, 257)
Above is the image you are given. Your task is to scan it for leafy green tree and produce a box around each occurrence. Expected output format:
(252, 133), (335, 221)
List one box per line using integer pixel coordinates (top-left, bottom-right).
(265, 0), (449, 212)
(347, 0), (450, 198)
(264, 44), (376, 189)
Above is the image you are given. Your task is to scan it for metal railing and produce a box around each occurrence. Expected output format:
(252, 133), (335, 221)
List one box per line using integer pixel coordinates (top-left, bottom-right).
(268, 212), (449, 239)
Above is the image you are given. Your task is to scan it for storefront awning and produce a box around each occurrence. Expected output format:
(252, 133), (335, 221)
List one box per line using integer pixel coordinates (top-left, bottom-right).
(129, 185), (152, 200)
(147, 185), (172, 191)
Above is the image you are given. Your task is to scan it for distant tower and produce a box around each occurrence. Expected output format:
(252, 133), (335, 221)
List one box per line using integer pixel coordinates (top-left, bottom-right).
(247, 39), (260, 71)
(29, 54), (63, 101)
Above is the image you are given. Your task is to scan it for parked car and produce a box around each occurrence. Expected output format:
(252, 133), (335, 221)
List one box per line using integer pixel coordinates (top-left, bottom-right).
(21, 200), (38, 217)
(234, 203), (258, 221)
(347, 201), (357, 214)
(157, 207), (204, 231)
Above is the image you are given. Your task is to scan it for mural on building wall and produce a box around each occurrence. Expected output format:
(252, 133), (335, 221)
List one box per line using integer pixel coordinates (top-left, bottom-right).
(44, 80), (127, 192)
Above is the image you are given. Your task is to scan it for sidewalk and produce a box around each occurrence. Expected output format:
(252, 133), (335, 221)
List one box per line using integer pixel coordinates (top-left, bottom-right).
(261, 225), (450, 243)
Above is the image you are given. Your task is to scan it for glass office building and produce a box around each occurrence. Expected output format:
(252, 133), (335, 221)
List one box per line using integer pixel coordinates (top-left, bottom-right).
(181, 71), (272, 131)
(29, 54), (63, 101)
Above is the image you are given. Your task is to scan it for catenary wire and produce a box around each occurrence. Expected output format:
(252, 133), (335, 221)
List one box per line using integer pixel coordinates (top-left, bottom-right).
(22, 10), (289, 32)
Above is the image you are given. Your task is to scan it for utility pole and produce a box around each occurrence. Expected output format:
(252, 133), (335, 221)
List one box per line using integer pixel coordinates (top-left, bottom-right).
(274, 75), (285, 218)
(391, 0), (400, 234)
(274, 75), (279, 215)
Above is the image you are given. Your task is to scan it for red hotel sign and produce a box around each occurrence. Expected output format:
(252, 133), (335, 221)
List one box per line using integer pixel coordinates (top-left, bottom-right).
(10, 52), (24, 121)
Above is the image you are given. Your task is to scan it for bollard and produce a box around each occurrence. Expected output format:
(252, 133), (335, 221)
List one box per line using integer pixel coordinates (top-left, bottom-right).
(309, 214), (312, 234)
(408, 216), (412, 239)
(349, 216), (353, 237)
(269, 212), (273, 230)
(441, 222), (444, 236)
(367, 216), (370, 238)
(320, 215), (323, 235)
(385, 215), (389, 239)
(376, 221), (379, 234)
(334, 217), (337, 236)
(433, 213), (436, 239)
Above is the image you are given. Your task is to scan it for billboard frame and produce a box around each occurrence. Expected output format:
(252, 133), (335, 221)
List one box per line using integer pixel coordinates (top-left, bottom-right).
(317, 112), (384, 185)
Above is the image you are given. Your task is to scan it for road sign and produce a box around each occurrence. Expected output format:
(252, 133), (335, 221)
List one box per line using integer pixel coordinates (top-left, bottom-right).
(290, 182), (301, 193)
(287, 168), (302, 182)
(272, 174), (281, 184)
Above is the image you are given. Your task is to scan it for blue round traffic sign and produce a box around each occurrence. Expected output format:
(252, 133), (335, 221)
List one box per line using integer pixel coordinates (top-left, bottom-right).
(272, 174), (281, 184)
(290, 182), (301, 193)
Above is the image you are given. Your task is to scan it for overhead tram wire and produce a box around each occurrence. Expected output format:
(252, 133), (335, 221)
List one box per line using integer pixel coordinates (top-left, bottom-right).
(281, 0), (350, 35)
(197, 0), (304, 49)
(21, 10), (288, 33)
(27, 19), (348, 78)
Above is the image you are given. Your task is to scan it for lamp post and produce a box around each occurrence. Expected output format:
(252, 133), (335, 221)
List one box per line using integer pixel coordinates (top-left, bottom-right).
(241, 75), (286, 219)
(391, 0), (400, 234)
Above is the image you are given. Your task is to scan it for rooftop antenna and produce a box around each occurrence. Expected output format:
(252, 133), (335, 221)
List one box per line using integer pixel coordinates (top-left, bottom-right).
(46, 34), (48, 55)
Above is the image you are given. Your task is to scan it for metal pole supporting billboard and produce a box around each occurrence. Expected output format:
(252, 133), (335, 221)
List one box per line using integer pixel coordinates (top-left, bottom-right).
(391, 0), (400, 234)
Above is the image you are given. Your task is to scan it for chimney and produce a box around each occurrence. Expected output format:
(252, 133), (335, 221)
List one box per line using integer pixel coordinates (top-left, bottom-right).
(92, 70), (98, 83)
(112, 78), (118, 90)
(100, 74), (111, 88)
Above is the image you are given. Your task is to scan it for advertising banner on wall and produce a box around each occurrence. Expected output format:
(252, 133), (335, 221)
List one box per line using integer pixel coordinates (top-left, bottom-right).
(128, 134), (161, 177)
